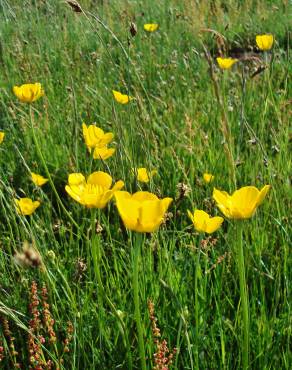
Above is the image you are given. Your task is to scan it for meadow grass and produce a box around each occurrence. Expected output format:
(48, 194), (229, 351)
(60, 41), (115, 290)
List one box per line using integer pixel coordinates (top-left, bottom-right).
(0, 0), (291, 369)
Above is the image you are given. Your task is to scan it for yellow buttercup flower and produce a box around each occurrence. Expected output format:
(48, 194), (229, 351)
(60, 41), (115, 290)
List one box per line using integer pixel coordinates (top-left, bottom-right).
(213, 185), (270, 219)
(112, 90), (133, 104)
(144, 23), (159, 32)
(31, 172), (48, 187)
(203, 173), (214, 184)
(216, 57), (238, 70)
(65, 171), (124, 209)
(188, 209), (223, 234)
(256, 34), (274, 51)
(15, 198), (40, 216)
(114, 191), (172, 233)
(82, 123), (114, 151)
(13, 83), (44, 103)
(136, 168), (157, 183)
(92, 146), (115, 160)
(0, 132), (5, 144)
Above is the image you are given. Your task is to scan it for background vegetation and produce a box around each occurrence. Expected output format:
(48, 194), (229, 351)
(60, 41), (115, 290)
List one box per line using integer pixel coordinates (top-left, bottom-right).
(0, 0), (291, 369)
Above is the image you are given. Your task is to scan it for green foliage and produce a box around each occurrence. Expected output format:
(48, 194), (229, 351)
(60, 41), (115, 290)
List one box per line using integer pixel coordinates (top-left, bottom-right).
(0, 0), (291, 369)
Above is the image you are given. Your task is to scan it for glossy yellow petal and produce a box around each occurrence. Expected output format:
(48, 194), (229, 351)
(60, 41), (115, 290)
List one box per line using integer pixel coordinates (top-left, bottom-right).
(92, 146), (115, 160)
(112, 90), (132, 104)
(31, 172), (48, 187)
(15, 198), (40, 216)
(68, 173), (86, 186)
(87, 171), (112, 189)
(256, 34), (274, 51)
(112, 180), (125, 192)
(132, 191), (159, 202)
(65, 185), (82, 203)
(231, 186), (260, 218)
(13, 83), (44, 103)
(144, 24), (159, 32)
(115, 191), (140, 230)
(213, 185), (270, 219)
(187, 210), (194, 223)
(213, 188), (232, 218)
(137, 168), (149, 182)
(115, 191), (172, 233)
(0, 132), (5, 144)
(256, 185), (271, 206)
(205, 216), (224, 234)
(203, 173), (214, 183)
(216, 57), (238, 70)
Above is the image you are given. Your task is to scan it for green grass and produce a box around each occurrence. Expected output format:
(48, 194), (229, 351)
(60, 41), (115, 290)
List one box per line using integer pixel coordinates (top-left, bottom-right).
(0, 0), (291, 369)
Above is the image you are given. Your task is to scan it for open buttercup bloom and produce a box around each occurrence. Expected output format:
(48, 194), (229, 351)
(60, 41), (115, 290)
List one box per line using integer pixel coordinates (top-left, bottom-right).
(115, 191), (172, 233)
(15, 198), (40, 216)
(136, 168), (157, 183)
(213, 185), (270, 219)
(144, 23), (159, 32)
(256, 34), (274, 51)
(188, 210), (224, 234)
(82, 123), (114, 151)
(0, 132), (4, 144)
(31, 172), (48, 187)
(65, 171), (124, 209)
(216, 57), (238, 70)
(112, 90), (133, 104)
(203, 173), (214, 184)
(13, 83), (44, 103)
(92, 146), (115, 160)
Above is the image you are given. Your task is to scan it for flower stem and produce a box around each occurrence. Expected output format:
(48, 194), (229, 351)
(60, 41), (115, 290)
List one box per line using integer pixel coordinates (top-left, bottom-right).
(132, 233), (146, 370)
(236, 222), (249, 369)
(29, 107), (79, 230)
(194, 235), (203, 370)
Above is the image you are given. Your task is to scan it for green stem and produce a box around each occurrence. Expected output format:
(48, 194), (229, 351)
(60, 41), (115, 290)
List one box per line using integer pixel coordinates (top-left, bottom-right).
(194, 235), (203, 370)
(236, 222), (249, 370)
(132, 233), (146, 370)
(29, 107), (80, 230)
(91, 212), (133, 369)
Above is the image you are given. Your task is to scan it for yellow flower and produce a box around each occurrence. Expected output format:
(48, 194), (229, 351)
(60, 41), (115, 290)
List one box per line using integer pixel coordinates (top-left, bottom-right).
(136, 168), (157, 183)
(114, 191), (172, 233)
(15, 198), (40, 216)
(65, 171), (124, 209)
(13, 83), (44, 103)
(82, 123), (114, 150)
(216, 57), (238, 70)
(0, 132), (5, 144)
(112, 90), (133, 104)
(144, 23), (159, 32)
(31, 172), (48, 187)
(213, 185), (270, 219)
(256, 34), (274, 51)
(203, 173), (214, 184)
(187, 209), (223, 234)
(92, 146), (115, 160)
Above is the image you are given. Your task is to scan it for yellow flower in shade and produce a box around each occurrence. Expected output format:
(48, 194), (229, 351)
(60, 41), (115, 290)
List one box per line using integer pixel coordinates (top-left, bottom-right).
(13, 83), (44, 103)
(65, 171), (124, 209)
(0, 132), (5, 144)
(203, 173), (214, 184)
(92, 146), (115, 160)
(144, 23), (159, 32)
(136, 168), (157, 183)
(82, 123), (114, 151)
(15, 198), (40, 216)
(187, 209), (224, 234)
(256, 34), (274, 51)
(31, 172), (48, 187)
(114, 191), (172, 233)
(213, 185), (271, 219)
(216, 57), (238, 70)
(112, 90), (133, 104)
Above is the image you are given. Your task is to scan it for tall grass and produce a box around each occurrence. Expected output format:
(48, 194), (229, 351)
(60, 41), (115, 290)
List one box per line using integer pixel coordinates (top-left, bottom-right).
(0, 0), (291, 369)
